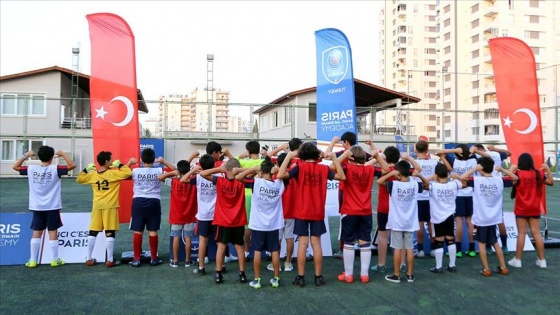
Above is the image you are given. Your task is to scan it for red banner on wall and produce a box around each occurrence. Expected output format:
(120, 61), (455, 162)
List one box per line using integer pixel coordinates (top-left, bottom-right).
(87, 13), (139, 223)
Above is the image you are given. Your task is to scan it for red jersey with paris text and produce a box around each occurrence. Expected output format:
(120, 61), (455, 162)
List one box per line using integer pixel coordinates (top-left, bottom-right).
(168, 177), (197, 224)
(281, 158), (299, 219)
(288, 161), (335, 220)
(341, 163), (375, 215)
(212, 176), (247, 227)
(513, 169), (546, 216)
(375, 165), (395, 214)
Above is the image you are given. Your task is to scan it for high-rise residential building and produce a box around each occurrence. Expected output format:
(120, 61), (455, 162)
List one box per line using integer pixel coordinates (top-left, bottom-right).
(380, 0), (559, 151)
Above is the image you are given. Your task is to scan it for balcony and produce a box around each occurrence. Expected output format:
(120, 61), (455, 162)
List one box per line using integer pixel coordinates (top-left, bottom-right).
(483, 4), (498, 18)
(60, 117), (91, 129)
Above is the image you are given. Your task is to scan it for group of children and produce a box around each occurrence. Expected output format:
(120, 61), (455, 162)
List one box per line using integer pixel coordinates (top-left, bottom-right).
(15, 134), (553, 287)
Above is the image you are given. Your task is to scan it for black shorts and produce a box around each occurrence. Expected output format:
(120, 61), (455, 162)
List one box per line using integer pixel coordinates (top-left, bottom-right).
(197, 220), (215, 237)
(30, 210), (63, 231)
(433, 215), (455, 238)
(377, 212), (389, 231)
(215, 226), (244, 246)
(130, 198), (161, 232)
(455, 196), (473, 217)
(251, 230), (280, 252)
(477, 225), (497, 244)
(340, 215), (372, 243)
(516, 215), (541, 220)
(417, 200), (430, 222)
(293, 219), (326, 237)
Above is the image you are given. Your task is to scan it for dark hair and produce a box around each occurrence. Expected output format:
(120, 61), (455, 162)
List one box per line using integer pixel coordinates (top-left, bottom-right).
(199, 154), (215, 170)
(276, 152), (287, 167)
(350, 146), (366, 164)
(225, 158), (240, 171)
(512, 152), (542, 199)
(141, 148), (156, 164)
(261, 156), (275, 174)
(478, 156), (494, 174)
(245, 140), (260, 154)
(395, 160), (411, 177)
(415, 140), (428, 153)
(341, 131), (357, 146)
(37, 146), (55, 162)
(176, 160), (190, 175)
(298, 142), (320, 161)
(97, 151), (112, 166)
(454, 144), (470, 161)
(474, 143), (485, 150)
(206, 141), (222, 155)
(435, 162), (449, 178)
(289, 138), (303, 151)
(384, 146), (400, 164)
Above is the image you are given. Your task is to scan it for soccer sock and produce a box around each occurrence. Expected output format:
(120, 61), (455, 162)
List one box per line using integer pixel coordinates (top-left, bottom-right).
(456, 241), (462, 253)
(500, 235), (508, 249)
(417, 242), (424, 252)
(49, 240), (59, 261)
(149, 235), (158, 260)
(359, 244), (371, 276)
(469, 242), (475, 252)
(87, 236), (96, 260)
(244, 251), (250, 258)
(435, 248), (444, 269)
(30, 238), (41, 262)
(339, 240), (344, 252)
(343, 244), (354, 276)
(448, 244), (457, 267)
(133, 233), (143, 261)
(106, 237), (115, 262)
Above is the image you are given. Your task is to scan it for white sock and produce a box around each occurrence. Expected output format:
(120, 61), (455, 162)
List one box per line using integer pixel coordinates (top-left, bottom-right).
(360, 246), (372, 276)
(435, 248), (443, 269)
(87, 236), (96, 260)
(49, 240), (59, 261)
(448, 244), (457, 267)
(106, 238), (115, 262)
(244, 251), (250, 258)
(343, 245), (355, 276)
(30, 238), (41, 262)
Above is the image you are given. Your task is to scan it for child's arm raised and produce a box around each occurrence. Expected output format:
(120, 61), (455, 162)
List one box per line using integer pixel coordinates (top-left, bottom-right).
(460, 164), (482, 181)
(495, 165), (518, 184)
(268, 143), (288, 158)
(55, 150), (77, 171)
(541, 163), (554, 186)
(12, 150), (35, 172)
(236, 165), (260, 181)
(402, 153), (421, 172)
(187, 151), (200, 163)
(158, 170), (178, 182)
(199, 164), (225, 181)
(487, 144), (511, 157)
(328, 152), (345, 181)
(277, 151), (296, 180)
(378, 170), (398, 186)
(436, 151), (454, 171)
(469, 146), (490, 158)
(324, 136), (340, 159)
(180, 165), (201, 183)
(156, 156), (176, 171)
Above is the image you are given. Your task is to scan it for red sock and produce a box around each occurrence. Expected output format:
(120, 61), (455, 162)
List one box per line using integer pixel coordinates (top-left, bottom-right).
(149, 235), (158, 260)
(339, 240), (344, 251)
(133, 233), (142, 260)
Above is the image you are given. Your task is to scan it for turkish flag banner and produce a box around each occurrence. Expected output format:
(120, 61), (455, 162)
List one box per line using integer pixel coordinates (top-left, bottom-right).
(87, 13), (139, 223)
(489, 37), (546, 213)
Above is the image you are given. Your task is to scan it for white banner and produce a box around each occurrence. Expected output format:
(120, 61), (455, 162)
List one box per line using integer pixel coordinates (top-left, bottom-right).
(501, 211), (534, 251)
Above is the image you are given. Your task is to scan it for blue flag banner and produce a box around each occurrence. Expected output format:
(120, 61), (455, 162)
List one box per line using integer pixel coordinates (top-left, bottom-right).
(315, 28), (357, 145)
(140, 138), (165, 167)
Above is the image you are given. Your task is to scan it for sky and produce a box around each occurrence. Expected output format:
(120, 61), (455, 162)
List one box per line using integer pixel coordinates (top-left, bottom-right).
(0, 1), (383, 119)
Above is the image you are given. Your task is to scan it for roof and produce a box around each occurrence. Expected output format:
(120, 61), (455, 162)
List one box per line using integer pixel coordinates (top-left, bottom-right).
(0, 66), (148, 113)
(254, 78), (421, 114)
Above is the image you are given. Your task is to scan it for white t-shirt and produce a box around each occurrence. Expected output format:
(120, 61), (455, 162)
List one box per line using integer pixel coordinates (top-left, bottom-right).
(386, 180), (422, 232)
(428, 179), (462, 224)
(475, 151), (504, 177)
(471, 176), (504, 226)
(25, 165), (67, 211)
(248, 178), (285, 231)
(196, 174), (220, 221)
(132, 167), (163, 199)
(452, 158), (477, 197)
(415, 158), (438, 201)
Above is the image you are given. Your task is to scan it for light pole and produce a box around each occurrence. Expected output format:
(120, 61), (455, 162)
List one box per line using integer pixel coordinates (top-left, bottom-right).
(206, 54), (214, 139)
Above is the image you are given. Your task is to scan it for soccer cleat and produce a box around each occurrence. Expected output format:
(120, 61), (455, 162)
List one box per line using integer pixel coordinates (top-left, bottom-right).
(25, 260), (37, 268)
(239, 271), (248, 283)
(456, 252), (463, 258)
(496, 266), (509, 275)
(150, 258), (163, 266)
(406, 274), (415, 282)
(385, 274), (401, 283)
(360, 275), (370, 283)
(224, 255), (238, 263)
(129, 260), (141, 268)
(429, 267), (443, 274)
(105, 260), (120, 267)
(270, 277), (280, 288)
(446, 266), (457, 273)
(292, 276), (306, 287)
(467, 251), (477, 257)
(169, 261), (179, 268)
(337, 272), (354, 283)
(266, 263), (275, 271)
(333, 251), (344, 259)
(283, 262), (294, 272)
(214, 272), (224, 284)
(85, 258), (97, 267)
(50, 258), (65, 267)
(249, 278), (261, 289)
(480, 268), (492, 277)
(415, 251), (425, 259)
(508, 258), (522, 268)
(193, 267), (206, 274)
(314, 275), (326, 286)
(371, 264), (386, 273)
(503, 247), (509, 255)
(184, 261), (195, 267)
(536, 259), (547, 269)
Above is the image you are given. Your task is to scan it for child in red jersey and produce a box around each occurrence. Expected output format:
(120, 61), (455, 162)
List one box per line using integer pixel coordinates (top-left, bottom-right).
(199, 158), (248, 284)
(508, 153), (554, 269)
(277, 142), (345, 287)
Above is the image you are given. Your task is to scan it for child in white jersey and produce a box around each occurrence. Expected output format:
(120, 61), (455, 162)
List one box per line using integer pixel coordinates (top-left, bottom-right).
(460, 157), (517, 277)
(379, 160), (428, 283)
(129, 148), (175, 267)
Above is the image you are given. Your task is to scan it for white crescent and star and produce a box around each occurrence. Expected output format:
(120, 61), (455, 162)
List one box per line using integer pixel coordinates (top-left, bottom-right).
(502, 108), (538, 134)
(94, 96), (134, 127)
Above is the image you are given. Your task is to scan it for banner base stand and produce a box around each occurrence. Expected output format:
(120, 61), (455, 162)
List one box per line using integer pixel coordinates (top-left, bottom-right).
(534, 237), (560, 248)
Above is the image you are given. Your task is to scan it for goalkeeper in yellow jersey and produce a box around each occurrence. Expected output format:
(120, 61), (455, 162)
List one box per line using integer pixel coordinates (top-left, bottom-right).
(76, 151), (136, 267)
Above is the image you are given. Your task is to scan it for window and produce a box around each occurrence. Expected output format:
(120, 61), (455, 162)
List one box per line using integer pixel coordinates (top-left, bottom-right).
(444, 46), (451, 54)
(484, 124), (500, 135)
(425, 126), (436, 132)
(444, 102), (451, 110)
(472, 127), (480, 135)
(472, 81), (479, 89)
(428, 115), (437, 121)
(525, 31), (540, 39)
(444, 32), (451, 40)
(529, 0), (539, 8)
(471, 19), (479, 28)
(484, 108), (500, 119)
(472, 34), (480, 44)
(429, 104), (437, 110)
(308, 103), (316, 122)
(260, 115), (269, 131)
(444, 116), (451, 123)
(444, 18), (450, 27)
(531, 47), (540, 55)
(444, 88), (451, 96)
(471, 3), (479, 13)
(472, 65), (480, 74)
(1, 139), (44, 161)
(444, 5), (450, 13)
(471, 50), (479, 59)
(1, 93), (46, 116)
(272, 111), (278, 128)
(284, 106), (291, 124)
(444, 130), (451, 137)
(472, 96), (480, 105)
(473, 112), (480, 119)
(528, 15), (540, 23)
